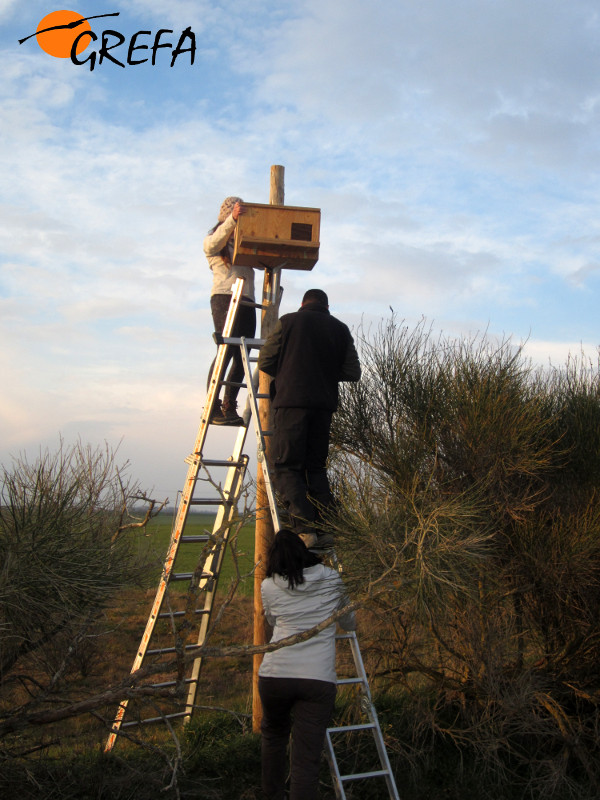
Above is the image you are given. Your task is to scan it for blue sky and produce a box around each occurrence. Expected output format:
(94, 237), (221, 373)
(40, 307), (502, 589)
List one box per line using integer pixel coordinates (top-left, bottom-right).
(1, 0), (599, 504)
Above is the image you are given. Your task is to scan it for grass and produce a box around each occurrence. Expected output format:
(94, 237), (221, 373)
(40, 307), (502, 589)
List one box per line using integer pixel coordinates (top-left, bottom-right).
(92, 511), (258, 748)
(7, 510), (596, 799)
(142, 510), (257, 596)
(1, 508), (411, 799)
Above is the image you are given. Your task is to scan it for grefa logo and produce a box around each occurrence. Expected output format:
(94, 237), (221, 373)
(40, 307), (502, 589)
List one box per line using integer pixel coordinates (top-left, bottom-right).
(19, 10), (196, 70)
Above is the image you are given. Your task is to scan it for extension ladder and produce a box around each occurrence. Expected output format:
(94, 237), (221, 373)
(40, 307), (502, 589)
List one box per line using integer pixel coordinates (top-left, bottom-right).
(105, 277), (268, 751)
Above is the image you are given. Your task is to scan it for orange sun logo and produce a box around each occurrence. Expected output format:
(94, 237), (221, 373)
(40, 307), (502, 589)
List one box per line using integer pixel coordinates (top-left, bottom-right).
(35, 10), (92, 58)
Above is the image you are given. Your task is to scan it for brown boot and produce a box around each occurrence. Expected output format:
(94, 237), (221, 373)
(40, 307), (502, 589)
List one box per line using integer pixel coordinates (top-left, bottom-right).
(208, 399), (223, 424)
(214, 399), (244, 426)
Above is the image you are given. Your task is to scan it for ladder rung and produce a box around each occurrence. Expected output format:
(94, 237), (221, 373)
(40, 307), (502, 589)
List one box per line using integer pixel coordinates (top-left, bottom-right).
(222, 335), (265, 347)
(215, 335), (265, 347)
(180, 535), (211, 544)
(146, 644), (202, 656)
(340, 769), (392, 782)
(149, 676), (197, 689)
(189, 498), (232, 506)
(171, 571), (213, 582)
(336, 677), (364, 686)
(157, 608), (210, 620)
(122, 711), (188, 728)
(196, 458), (247, 468)
(328, 722), (377, 734)
(240, 299), (268, 311)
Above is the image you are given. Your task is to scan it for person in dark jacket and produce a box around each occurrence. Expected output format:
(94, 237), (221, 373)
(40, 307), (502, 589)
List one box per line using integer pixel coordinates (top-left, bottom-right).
(258, 289), (361, 548)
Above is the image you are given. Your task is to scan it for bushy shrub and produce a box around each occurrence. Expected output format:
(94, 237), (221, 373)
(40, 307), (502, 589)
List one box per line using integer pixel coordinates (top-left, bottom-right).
(330, 318), (600, 798)
(0, 441), (159, 745)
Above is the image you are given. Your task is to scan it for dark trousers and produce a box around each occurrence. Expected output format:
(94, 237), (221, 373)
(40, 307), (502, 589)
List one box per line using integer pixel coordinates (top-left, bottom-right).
(271, 407), (335, 532)
(259, 676), (336, 800)
(207, 293), (256, 403)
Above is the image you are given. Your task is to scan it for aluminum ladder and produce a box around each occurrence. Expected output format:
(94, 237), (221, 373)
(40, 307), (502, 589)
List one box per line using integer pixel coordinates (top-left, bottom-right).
(237, 338), (400, 800)
(326, 630), (400, 799)
(105, 277), (266, 751)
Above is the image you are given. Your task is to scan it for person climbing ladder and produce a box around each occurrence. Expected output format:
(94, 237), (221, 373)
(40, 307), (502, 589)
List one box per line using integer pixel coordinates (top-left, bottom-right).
(258, 288), (361, 549)
(204, 196), (256, 425)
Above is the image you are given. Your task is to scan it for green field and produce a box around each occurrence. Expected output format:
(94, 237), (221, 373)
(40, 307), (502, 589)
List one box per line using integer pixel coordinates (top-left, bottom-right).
(142, 511), (257, 596)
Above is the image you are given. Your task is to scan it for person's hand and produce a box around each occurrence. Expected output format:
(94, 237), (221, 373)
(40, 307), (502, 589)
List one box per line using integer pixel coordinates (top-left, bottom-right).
(232, 201), (245, 221)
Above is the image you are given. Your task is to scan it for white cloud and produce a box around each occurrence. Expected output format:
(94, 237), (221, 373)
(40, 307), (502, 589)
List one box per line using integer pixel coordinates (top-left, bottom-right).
(116, 0), (217, 32)
(1, 0), (599, 498)
(0, 0), (19, 18)
(522, 339), (599, 368)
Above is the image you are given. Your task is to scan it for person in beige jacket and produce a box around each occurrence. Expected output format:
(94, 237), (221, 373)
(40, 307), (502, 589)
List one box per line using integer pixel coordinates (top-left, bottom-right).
(203, 196), (255, 425)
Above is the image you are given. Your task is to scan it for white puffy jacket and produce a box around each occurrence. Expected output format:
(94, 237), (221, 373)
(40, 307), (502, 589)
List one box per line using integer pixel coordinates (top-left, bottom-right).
(259, 564), (356, 684)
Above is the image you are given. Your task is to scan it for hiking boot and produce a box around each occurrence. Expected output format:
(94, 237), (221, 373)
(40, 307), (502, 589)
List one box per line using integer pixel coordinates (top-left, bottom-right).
(213, 399), (244, 426)
(208, 399), (223, 424)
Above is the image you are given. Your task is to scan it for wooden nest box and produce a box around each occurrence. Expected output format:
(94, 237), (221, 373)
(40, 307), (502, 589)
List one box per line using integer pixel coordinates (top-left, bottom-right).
(233, 203), (320, 271)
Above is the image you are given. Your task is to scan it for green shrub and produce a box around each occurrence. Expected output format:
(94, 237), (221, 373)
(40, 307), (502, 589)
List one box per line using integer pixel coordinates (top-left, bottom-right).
(330, 317), (600, 798)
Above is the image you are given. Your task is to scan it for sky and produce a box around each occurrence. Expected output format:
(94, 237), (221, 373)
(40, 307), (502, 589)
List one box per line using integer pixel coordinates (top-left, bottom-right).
(1, 0), (599, 506)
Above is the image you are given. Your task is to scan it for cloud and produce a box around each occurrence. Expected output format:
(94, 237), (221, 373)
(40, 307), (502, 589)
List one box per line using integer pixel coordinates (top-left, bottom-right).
(0, 0), (19, 18)
(240, 0), (600, 174)
(1, 0), (599, 499)
(522, 338), (599, 368)
(116, 0), (218, 32)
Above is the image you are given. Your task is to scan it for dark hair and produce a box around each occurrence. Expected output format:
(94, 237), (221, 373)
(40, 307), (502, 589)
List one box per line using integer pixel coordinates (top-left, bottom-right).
(302, 288), (329, 307)
(266, 529), (321, 589)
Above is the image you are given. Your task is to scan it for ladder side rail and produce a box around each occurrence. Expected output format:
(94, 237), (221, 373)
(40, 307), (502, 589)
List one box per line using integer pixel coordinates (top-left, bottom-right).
(183, 442), (251, 717)
(325, 733), (347, 800)
(104, 453), (241, 751)
(348, 632), (400, 798)
(105, 279), (247, 751)
(362, 702), (401, 799)
(347, 631), (371, 699)
(104, 497), (194, 751)
(325, 631), (401, 800)
(240, 337), (281, 532)
(107, 419), (251, 745)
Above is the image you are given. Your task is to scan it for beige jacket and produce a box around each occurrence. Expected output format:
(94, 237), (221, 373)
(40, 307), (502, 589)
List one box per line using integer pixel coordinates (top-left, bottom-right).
(203, 213), (255, 300)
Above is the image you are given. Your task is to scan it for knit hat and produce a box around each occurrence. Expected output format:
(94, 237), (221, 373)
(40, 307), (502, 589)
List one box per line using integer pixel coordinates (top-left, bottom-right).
(218, 196), (243, 223)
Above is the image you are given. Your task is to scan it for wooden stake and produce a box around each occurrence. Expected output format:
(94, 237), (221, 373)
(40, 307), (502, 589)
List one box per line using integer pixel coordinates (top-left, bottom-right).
(252, 165), (284, 732)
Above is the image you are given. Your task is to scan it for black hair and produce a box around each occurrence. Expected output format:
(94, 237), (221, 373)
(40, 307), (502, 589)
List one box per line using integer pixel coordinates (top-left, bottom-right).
(266, 529), (321, 589)
(301, 288), (329, 307)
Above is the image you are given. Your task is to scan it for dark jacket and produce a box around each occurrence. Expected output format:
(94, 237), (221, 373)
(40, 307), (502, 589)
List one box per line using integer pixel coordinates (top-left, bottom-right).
(258, 302), (361, 410)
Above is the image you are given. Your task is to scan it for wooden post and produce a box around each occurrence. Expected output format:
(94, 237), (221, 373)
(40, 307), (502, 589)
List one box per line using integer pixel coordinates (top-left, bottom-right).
(252, 165), (284, 732)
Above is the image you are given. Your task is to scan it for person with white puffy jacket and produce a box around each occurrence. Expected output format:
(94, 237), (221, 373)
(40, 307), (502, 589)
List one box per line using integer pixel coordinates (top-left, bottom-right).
(258, 530), (356, 800)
